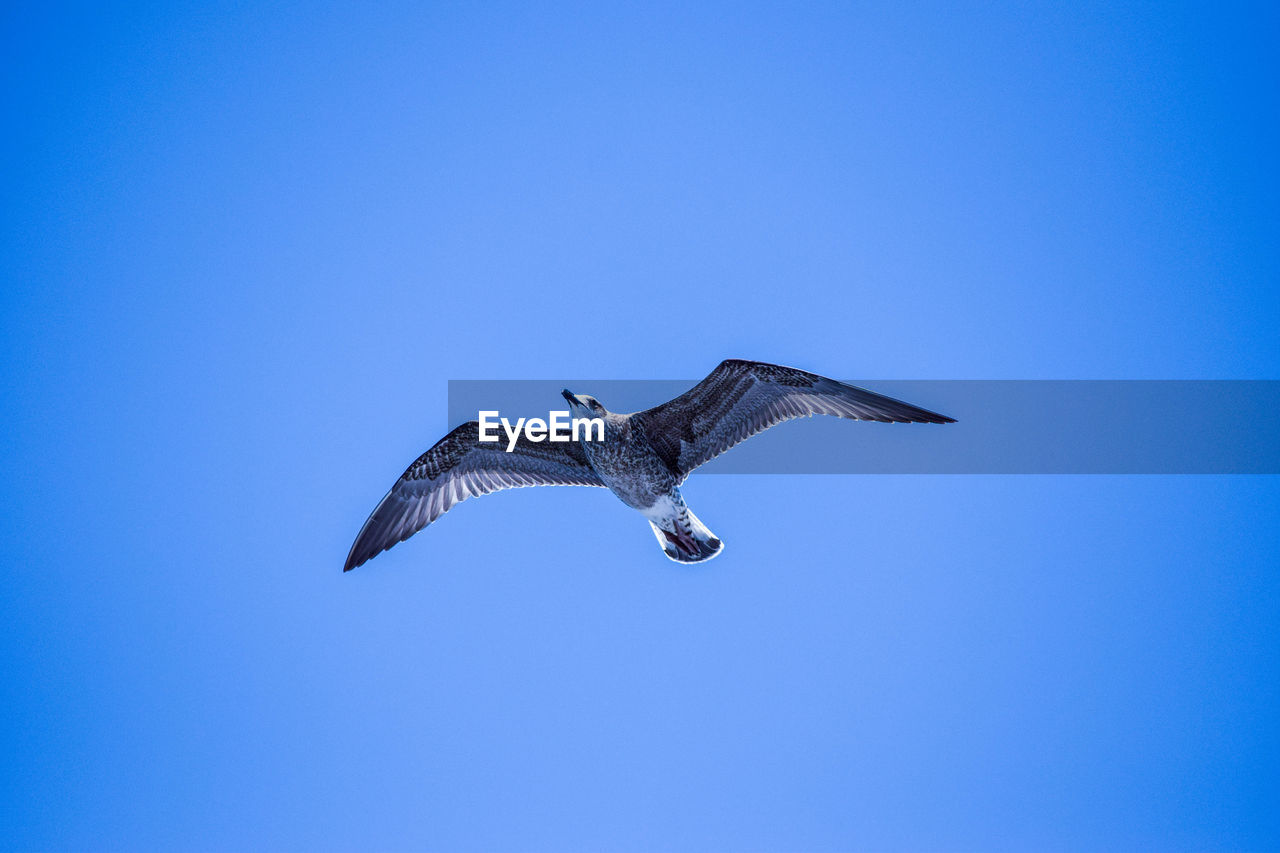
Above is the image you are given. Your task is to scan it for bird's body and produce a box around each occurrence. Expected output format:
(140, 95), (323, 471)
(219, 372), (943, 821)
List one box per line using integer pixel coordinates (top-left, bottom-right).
(344, 359), (955, 571)
(572, 412), (674, 510)
(573, 410), (720, 561)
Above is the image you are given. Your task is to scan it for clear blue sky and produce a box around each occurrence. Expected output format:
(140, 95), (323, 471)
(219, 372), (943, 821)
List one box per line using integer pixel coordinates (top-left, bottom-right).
(2, 2), (1278, 850)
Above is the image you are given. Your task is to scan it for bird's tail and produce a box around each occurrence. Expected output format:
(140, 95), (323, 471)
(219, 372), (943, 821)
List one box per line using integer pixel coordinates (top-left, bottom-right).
(648, 506), (723, 564)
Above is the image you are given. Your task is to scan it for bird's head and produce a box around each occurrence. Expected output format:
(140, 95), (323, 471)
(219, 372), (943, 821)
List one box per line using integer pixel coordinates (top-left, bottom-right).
(562, 389), (609, 416)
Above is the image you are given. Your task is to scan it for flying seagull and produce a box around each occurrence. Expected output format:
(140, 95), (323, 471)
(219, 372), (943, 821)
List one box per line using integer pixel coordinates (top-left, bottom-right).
(344, 359), (955, 570)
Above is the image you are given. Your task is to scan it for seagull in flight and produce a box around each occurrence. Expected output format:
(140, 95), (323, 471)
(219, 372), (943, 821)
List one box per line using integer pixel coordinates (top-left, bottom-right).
(344, 359), (955, 570)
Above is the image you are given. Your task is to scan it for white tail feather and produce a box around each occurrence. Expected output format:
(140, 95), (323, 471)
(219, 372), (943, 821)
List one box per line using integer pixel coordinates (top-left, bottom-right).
(647, 505), (723, 564)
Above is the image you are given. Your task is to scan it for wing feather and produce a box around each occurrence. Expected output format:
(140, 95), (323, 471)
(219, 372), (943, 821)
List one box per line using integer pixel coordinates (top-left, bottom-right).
(633, 359), (955, 480)
(344, 421), (604, 571)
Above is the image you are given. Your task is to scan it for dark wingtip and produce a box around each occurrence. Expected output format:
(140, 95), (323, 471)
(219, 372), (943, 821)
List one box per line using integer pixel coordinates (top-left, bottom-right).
(900, 412), (956, 424)
(914, 409), (956, 424)
(343, 549), (367, 573)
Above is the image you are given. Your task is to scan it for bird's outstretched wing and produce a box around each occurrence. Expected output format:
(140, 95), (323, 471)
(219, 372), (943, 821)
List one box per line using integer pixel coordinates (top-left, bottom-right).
(633, 359), (955, 481)
(345, 421), (604, 571)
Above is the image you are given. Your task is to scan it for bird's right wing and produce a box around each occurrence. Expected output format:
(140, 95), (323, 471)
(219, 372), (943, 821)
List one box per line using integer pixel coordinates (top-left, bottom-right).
(344, 421), (604, 571)
(633, 359), (955, 481)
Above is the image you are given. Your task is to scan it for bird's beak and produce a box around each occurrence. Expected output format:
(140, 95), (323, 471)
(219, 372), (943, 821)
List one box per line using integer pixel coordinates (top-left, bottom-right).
(561, 388), (578, 407)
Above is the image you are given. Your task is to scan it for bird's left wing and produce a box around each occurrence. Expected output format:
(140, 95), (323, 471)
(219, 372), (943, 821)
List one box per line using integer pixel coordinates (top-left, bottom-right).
(633, 359), (955, 481)
(344, 421), (604, 571)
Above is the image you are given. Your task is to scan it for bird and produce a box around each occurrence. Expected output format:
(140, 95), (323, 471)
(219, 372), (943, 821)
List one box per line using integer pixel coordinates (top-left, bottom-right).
(344, 359), (955, 570)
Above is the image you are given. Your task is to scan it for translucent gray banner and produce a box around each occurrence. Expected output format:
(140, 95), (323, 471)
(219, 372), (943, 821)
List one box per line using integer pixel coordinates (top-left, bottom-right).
(447, 380), (1280, 474)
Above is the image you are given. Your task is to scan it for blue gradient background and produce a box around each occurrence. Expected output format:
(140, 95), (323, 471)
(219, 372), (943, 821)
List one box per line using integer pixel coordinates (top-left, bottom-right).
(3, 3), (1278, 851)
